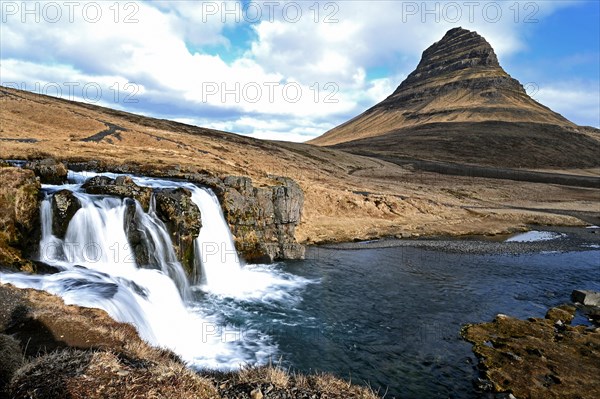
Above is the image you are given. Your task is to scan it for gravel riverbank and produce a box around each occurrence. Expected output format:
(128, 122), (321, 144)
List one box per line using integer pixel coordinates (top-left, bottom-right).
(318, 226), (600, 255)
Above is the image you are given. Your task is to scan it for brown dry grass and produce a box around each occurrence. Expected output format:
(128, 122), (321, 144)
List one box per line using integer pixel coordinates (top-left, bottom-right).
(204, 365), (381, 399)
(0, 334), (24, 394)
(1, 86), (598, 244)
(9, 348), (219, 399)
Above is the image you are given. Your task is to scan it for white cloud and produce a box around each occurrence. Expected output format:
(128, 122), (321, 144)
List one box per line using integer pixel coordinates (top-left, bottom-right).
(536, 82), (600, 128)
(0, 0), (596, 141)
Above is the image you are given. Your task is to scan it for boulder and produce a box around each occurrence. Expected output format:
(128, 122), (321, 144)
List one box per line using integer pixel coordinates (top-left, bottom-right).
(545, 304), (576, 324)
(571, 290), (600, 307)
(51, 189), (81, 239)
(272, 177), (303, 224)
(24, 158), (68, 185)
(153, 188), (201, 276)
(82, 175), (152, 211)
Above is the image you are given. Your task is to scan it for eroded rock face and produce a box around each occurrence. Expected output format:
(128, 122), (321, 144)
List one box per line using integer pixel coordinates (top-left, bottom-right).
(0, 167), (41, 272)
(51, 189), (81, 239)
(221, 176), (305, 263)
(82, 175), (152, 211)
(24, 158), (68, 185)
(462, 305), (600, 398)
(153, 188), (201, 276)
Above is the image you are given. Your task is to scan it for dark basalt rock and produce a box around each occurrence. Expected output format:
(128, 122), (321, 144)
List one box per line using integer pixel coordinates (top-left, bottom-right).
(82, 175), (152, 211)
(23, 158), (68, 185)
(153, 188), (201, 276)
(51, 190), (81, 239)
(572, 289), (600, 307)
(123, 198), (151, 268)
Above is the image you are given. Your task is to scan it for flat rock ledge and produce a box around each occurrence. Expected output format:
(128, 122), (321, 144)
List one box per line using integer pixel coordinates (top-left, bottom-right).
(461, 304), (600, 399)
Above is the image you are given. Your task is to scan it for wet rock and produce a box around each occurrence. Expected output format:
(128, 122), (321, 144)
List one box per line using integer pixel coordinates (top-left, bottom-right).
(0, 167), (41, 271)
(545, 304), (576, 324)
(221, 176), (305, 263)
(82, 175), (152, 211)
(123, 198), (150, 267)
(24, 158), (68, 185)
(462, 304), (600, 398)
(572, 290), (600, 307)
(51, 190), (81, 239)
(154, 188), (201, 276)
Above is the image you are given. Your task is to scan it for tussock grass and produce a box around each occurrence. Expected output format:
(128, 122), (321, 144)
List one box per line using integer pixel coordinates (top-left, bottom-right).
(0, 334), (24, 396)
(202, 364), (381, 399)
(9, 348), (219, 399)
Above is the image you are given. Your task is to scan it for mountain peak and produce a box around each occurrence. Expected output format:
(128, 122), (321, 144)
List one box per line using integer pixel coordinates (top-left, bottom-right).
(400, 27), (499, 88)
(309, 27), (578, 149)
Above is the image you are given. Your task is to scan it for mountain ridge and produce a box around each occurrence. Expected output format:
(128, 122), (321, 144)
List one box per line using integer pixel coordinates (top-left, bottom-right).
(308, 27), (596, 167)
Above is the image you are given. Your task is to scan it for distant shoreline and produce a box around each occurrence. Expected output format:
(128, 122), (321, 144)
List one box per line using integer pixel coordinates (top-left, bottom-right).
(313, 225), (600, 255)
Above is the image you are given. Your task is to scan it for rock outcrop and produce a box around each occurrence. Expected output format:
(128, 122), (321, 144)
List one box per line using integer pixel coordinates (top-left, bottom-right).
(0, 167), (41, 272)
(51, 189), (81, 239)
(77, 171), (305, 266)
(82, 175), (152, 211)
(310, 27), (600, 169)
(153, 188), (201, 275)
(462, 305), (600, 398)
(220, 176), (305, 263)
(24, 158), (68, 185)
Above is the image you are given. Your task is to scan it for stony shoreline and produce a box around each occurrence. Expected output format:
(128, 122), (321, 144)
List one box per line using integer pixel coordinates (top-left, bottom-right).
(317, 225), (600, 255)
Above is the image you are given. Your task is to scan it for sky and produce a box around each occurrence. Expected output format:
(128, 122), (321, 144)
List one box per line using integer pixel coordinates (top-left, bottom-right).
(1, 0), (599, 142)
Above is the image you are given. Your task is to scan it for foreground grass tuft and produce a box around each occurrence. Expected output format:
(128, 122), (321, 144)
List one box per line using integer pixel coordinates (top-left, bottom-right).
(202, 365), (381, 399)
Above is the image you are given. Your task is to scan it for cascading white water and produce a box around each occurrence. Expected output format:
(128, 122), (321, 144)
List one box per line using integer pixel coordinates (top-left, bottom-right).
(0, 170), (311, 368)
(192, 189), (241, 288)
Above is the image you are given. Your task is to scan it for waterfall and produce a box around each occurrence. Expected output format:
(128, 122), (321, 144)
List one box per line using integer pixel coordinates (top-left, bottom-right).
(191, 188), (242, 289)
(0, 170), (309, 368)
